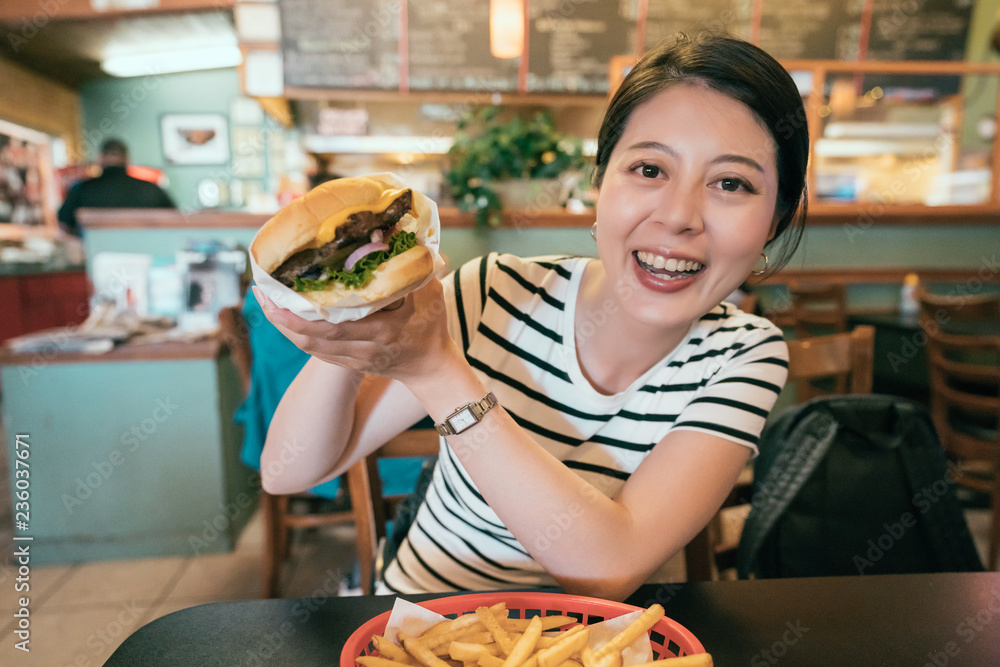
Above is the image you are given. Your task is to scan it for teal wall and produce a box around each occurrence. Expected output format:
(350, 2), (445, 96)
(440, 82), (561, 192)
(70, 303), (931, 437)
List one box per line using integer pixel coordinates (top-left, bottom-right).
(77, 68), (274, 213)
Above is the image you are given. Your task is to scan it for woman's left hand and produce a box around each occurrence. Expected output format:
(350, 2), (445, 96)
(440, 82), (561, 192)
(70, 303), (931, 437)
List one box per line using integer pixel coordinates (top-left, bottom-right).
(253, 279), (459, 385)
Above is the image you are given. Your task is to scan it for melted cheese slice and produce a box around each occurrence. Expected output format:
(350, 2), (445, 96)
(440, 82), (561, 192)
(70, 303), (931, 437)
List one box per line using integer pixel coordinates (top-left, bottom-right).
(315, 187), (416, 246)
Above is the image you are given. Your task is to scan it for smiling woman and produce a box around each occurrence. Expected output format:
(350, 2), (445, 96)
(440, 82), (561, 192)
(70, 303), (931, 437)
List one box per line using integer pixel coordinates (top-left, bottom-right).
(256, 33), (810, 601)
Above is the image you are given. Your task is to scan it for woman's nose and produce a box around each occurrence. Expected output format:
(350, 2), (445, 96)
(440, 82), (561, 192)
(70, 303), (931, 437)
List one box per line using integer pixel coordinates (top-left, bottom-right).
(652, 182), (704, 235)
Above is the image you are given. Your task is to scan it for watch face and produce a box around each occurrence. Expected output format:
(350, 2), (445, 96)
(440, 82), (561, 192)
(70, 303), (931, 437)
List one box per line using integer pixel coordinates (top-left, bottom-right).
(449, 408), (478, 433)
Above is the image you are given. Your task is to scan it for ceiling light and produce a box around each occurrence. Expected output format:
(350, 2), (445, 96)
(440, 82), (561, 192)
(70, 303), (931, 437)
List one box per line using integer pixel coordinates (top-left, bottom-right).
(490, 0), (524, 59)
(101, 45), (243, 77)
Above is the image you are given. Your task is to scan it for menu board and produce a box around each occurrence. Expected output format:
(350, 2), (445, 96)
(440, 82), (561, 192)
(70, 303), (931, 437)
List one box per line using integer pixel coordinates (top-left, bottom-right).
(758, 0), (860, 61)
(643, 0), (751, 50)
(406, 0), (518, 92)
(278, 0), (400, 89)
(275, 0), (977, 96)
(865, 0), (973, 97)
(866, 0), (972, 61)
(525, 0), (634, 94)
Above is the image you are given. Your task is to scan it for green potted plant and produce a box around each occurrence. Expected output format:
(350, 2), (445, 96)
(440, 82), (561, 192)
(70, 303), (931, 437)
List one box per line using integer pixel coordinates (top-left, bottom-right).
(445, 106), (588, 226)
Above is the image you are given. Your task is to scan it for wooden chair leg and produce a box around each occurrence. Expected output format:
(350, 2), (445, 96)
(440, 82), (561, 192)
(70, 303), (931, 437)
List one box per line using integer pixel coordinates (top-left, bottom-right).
(989, 484), (999, 571)
(684, 524), (714, 582)
(261, 493), (281, 598)
(347, 461), (378, 595)
(274, 495), (290, 564)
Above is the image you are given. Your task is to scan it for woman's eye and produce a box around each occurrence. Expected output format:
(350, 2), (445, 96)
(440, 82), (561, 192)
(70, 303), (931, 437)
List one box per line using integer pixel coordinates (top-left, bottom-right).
(718, 177), (753, 193)
(639, 164), (660, 178)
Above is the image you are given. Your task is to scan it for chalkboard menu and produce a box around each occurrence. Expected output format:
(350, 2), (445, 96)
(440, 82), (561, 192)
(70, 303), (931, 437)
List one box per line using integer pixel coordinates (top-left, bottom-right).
(406, 1), (518, 92)
(865, 0), (973, 97)
(758, 0), (860, 60)
(525, 0), (633, 94)
(278, 0), (400, 89)
(866, 0), (972, 61)
(275, 0), (977, 96)
(643, 0), (750, 50)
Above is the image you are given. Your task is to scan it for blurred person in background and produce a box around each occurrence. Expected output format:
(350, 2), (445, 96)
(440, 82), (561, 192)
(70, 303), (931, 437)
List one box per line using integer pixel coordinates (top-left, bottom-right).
(58, 138), (175, 237)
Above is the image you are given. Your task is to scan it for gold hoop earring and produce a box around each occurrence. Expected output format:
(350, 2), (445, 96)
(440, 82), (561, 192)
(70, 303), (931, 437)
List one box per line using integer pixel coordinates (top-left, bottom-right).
(590, 222), (598, 241)
(751, 253), (769, 276)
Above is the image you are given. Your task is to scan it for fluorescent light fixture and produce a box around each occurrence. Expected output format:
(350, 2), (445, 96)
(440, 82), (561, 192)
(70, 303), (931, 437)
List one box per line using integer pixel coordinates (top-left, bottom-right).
(101, 45), (243, 77)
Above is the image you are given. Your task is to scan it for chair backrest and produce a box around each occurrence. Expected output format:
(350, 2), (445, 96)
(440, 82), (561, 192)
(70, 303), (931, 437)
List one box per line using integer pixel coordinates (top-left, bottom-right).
(917, 282), (1000, 459)
(786, 325), (875, 402)
(917, 283), (1000, 569)
(346, 429), (440, 594)
(788, 281), (848, 339)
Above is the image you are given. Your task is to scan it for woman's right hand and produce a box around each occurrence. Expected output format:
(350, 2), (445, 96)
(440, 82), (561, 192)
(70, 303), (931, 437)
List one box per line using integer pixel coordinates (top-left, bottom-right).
(251, 281), (461, 387)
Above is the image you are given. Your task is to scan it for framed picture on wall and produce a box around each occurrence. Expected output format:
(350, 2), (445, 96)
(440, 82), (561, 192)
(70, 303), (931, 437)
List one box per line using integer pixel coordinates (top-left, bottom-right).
(161, 114), (231, 165)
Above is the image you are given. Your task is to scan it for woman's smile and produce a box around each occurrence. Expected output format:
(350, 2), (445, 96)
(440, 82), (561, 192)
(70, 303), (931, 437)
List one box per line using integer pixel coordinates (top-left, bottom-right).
(631, 250), (705, 292)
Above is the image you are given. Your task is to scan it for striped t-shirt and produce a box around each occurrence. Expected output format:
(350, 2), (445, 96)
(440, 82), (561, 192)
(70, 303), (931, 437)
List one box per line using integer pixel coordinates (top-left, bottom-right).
(382, 253), (788, 593)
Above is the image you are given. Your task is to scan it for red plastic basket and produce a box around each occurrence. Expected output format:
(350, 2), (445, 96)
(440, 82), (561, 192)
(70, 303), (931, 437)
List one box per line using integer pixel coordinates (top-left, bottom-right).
(340, 591), (704, 667)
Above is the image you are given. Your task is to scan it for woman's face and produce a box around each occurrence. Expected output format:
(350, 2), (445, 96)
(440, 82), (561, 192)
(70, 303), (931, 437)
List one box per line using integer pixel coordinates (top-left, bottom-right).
(595, 83), (780, 330)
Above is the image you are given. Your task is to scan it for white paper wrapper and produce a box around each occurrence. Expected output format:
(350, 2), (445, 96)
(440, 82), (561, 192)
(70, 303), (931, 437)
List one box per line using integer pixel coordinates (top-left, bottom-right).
(248, 172), (446, 323)
(380, 599), (653, 664)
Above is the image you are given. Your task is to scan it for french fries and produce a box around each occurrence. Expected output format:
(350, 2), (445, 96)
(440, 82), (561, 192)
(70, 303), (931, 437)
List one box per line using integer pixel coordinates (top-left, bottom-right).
(361, 602), (712, 667)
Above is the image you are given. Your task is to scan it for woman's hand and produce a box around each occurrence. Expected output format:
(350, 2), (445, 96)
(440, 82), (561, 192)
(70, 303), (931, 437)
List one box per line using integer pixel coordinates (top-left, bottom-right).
(252, 280), (460, 385)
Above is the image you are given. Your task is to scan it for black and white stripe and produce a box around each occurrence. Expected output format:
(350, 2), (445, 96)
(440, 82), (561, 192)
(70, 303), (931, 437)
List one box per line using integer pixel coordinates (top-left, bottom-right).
(383, 254), (788, 593)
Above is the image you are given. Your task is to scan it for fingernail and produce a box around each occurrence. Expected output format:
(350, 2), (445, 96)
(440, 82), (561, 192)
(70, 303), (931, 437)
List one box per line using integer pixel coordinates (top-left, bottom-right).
(252, 286), (271, 311)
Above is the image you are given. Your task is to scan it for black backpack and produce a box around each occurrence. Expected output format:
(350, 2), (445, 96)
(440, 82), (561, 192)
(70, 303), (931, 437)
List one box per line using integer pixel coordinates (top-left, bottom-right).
(737, 394), (984, 579)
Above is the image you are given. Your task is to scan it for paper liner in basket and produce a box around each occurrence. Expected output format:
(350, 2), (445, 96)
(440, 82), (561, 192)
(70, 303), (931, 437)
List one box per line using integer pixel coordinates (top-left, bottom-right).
(248, 172), (446, 323)
(381, 599), (653, 665)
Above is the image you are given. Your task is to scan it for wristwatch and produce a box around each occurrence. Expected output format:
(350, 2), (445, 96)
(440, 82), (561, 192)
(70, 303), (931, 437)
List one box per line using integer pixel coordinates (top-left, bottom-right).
(434, 391), (499, 436)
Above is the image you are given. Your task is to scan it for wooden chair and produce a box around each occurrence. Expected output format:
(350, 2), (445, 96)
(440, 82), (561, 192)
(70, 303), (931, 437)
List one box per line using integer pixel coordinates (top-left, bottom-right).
(918, 285), (1000, 570)
(788, 281), (848, 339)
(219, 305), (440, 596)
(347, 429), (440, 594)
(786, 324), (875, 402)
(219, 307), (350, 597)
(684, 325), (876, 581)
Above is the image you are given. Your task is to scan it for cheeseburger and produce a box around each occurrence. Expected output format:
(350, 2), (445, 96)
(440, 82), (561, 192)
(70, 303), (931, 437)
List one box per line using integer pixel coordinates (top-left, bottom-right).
(251, 176), (435, 308)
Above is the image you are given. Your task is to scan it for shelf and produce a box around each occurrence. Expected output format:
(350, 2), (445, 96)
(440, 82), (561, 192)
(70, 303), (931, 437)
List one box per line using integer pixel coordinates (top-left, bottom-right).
(807, 203), (1000, 225)
(75, 202), (999, 232)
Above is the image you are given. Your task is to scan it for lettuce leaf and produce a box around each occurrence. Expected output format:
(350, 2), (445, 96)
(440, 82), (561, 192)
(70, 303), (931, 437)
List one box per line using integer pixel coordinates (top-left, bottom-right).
(293, 230), (418, 293)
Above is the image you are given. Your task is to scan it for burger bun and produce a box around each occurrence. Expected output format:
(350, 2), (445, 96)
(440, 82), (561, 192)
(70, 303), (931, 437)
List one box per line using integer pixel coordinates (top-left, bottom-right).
(250, 175), (437, 310)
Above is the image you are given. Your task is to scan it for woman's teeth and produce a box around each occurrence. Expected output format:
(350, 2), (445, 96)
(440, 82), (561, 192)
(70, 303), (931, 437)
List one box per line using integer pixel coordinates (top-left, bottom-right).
(635, 251), (702, 275)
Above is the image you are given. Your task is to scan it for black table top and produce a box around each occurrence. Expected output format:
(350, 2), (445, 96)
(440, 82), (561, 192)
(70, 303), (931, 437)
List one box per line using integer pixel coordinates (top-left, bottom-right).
(104, 573), (1000, 667)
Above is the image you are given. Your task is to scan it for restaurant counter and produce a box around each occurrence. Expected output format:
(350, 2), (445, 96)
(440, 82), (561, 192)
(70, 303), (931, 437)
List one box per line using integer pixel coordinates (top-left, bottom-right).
(105, 572), (1000, 666)
(0, 334), (256, 563)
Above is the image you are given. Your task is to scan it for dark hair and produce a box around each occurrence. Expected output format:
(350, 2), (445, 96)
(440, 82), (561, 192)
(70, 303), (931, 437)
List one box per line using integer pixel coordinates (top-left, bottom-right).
(593, 33), (808, 276)
(100, 138), (129, 160)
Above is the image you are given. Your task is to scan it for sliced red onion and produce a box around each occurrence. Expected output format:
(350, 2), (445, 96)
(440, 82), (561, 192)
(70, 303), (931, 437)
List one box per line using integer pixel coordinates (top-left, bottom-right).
(370, 229), (384, 243)
(344, 241), (389, 271)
